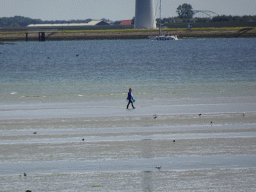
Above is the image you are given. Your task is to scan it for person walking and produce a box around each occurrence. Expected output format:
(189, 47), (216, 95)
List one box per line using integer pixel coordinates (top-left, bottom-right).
(127, 88), (135, 109)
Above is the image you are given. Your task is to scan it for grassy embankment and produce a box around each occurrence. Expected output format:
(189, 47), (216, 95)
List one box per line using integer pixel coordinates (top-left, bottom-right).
(60, 27), (256, 38)
(0, 27), (256, 41)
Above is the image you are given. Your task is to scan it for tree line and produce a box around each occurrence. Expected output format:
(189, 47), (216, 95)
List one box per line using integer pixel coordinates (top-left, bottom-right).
(159, 15), (256, 25)
(0, 16), (93, 27)
(171, 3), (256, 23)
(1, 10), (256, 28)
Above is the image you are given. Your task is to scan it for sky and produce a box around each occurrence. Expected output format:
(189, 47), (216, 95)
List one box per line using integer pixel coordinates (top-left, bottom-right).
(1, 0), (256, 21)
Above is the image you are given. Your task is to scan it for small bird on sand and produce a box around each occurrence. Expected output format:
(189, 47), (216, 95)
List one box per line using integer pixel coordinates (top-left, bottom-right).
(82, 138), (84, 141)
(155, 166), (161, 170)
(33, 132), (37, 134)
(173, 140), (175, 143)
(24, 173), (27, 176)
(153, 115), (157, 119)
(211, 121), (213, 125)
(198, 114), (202, 116)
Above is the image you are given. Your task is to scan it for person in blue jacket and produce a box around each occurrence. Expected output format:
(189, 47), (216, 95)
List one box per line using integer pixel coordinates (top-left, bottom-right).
(127, 88), (135, 109)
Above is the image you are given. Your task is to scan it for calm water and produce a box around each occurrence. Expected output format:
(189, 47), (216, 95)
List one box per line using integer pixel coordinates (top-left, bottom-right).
(1, 38), (256, 103)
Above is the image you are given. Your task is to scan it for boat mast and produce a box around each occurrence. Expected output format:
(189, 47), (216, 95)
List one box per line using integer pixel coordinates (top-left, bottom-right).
(159, 0), (161, 36)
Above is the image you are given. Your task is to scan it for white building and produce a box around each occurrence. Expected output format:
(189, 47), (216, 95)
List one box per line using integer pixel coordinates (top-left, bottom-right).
(27, 20), (110, 27)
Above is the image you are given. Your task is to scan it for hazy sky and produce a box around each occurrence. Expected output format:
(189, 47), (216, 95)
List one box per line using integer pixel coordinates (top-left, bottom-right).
(1, 0), (256, 21)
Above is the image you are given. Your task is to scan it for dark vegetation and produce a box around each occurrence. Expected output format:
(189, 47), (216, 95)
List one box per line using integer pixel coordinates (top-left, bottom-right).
(1, 15), (256, 28)
(0, 16), (93, 27)
(162, 15), (256, 28)
(176, 3), (194, 19)
(159, 3), (256, 28)
(160, 15), (256, 24)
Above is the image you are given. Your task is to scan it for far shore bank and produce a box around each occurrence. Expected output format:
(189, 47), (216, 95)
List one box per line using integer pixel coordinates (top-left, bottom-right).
(0, 27), (256, 41)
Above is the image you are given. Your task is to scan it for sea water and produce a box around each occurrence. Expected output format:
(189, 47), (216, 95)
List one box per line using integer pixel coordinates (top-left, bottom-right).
(0, 38), (256, 191)
(1, 38), (256, 104)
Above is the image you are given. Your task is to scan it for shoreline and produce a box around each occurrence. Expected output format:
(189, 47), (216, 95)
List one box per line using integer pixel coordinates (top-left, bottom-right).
(1, 27), (256, 41)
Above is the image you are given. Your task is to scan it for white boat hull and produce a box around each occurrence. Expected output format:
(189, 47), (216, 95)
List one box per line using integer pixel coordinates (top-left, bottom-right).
(149, 35), (178, 41)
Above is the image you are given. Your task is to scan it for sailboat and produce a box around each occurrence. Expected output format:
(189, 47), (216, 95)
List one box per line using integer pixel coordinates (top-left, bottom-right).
(148, 0), (178, 41)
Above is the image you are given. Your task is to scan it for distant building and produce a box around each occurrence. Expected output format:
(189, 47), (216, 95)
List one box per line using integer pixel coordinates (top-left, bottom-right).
(27, 20), (110, 27)
(120, 20), (133, 25)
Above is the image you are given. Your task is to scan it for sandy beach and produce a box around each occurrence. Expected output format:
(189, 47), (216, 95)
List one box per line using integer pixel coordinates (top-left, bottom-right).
(1, 97), (256, 191)
(1, 168), (255, 191)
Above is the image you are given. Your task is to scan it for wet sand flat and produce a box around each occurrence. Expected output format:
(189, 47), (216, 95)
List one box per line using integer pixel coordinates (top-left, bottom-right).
(1, 168), (256, 191)
(0, 98), (256, 191)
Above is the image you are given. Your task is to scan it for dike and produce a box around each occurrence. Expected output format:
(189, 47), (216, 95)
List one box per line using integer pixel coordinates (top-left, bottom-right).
(0, 27), (255, 41)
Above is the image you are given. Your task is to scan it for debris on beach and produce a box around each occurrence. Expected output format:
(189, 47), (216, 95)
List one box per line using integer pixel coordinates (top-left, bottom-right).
(92, 185), (101, 187)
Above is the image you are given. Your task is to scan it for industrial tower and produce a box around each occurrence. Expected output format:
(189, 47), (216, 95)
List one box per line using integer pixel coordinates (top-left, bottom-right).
(134, 0), (156, 29)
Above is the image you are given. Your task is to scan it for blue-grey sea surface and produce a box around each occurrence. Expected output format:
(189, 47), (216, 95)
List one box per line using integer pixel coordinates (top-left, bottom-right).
(1, 38), (256, 103)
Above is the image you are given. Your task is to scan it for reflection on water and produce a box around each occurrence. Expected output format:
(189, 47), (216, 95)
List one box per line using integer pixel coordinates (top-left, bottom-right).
(143, 171), (153, 192)
(142, 139), (153, 191)
(141, 139), (153, 159)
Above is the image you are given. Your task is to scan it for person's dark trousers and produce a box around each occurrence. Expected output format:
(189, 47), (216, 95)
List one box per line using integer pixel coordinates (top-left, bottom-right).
(127, 99), (134, 109)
